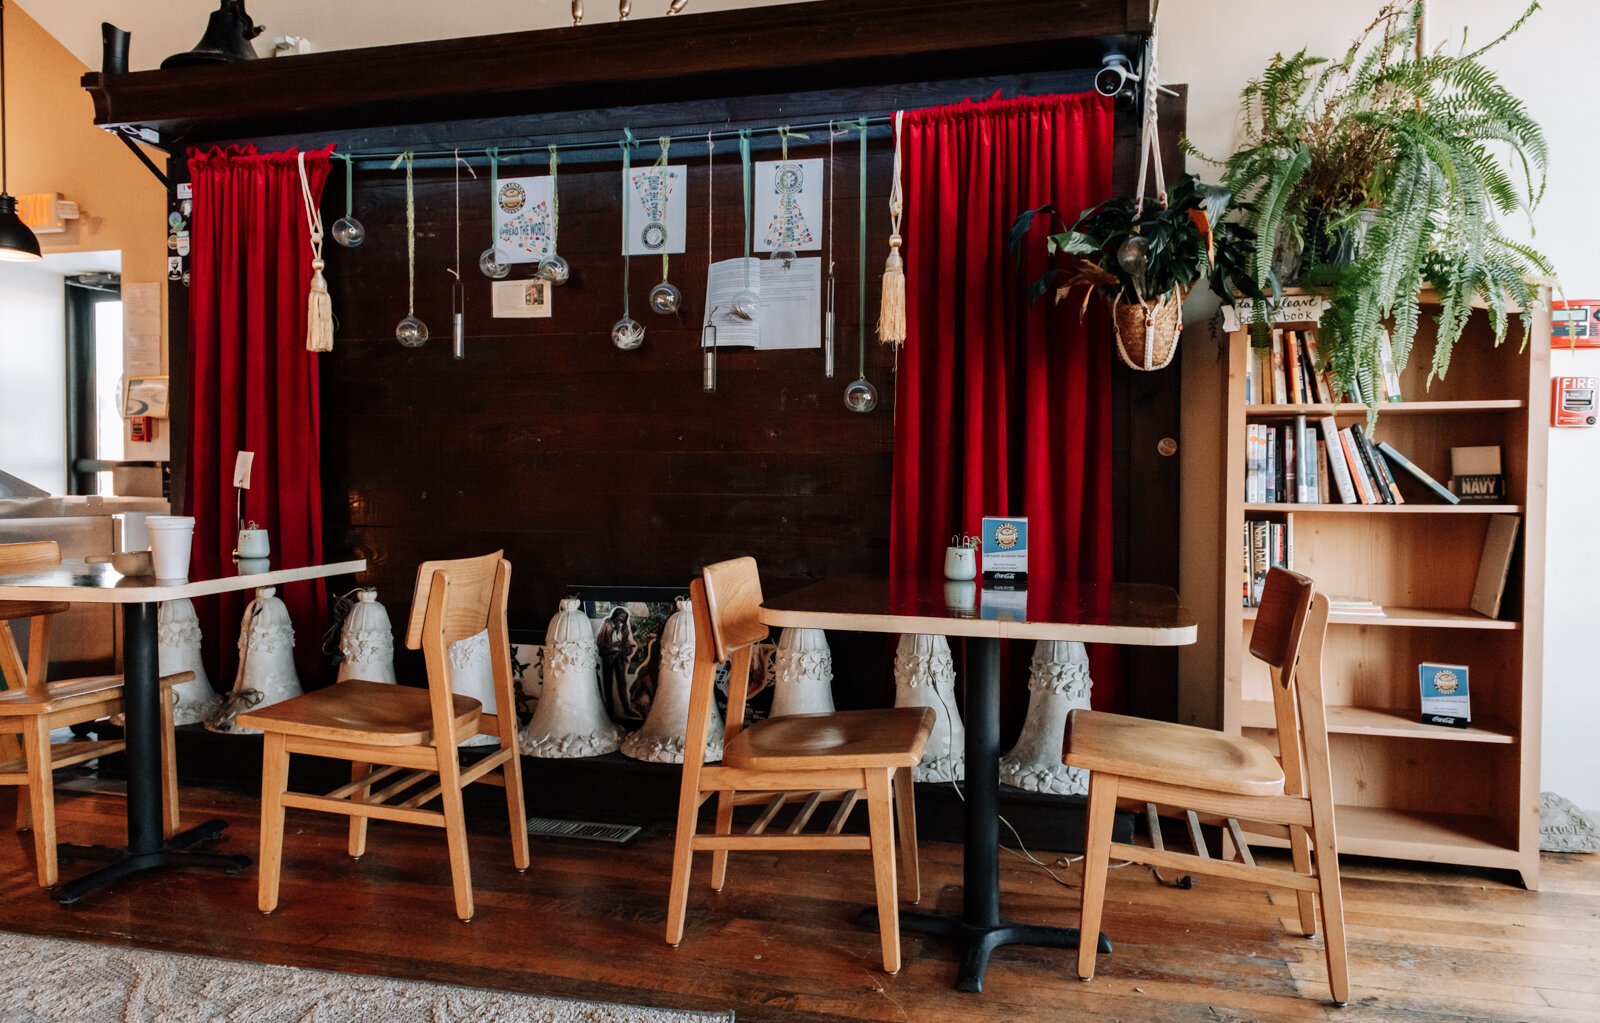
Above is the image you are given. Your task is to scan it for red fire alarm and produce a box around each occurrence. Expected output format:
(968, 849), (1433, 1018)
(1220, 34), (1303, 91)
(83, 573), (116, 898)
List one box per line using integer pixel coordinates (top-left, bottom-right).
(1553, 376), (1598, 428)
(129, 416), (154, 443)
(1553, 300), (1600, 349)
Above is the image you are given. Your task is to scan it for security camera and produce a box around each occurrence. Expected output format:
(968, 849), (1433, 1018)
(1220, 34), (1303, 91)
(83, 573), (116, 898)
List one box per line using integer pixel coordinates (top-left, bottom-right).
(1095, 53), (1140, 98)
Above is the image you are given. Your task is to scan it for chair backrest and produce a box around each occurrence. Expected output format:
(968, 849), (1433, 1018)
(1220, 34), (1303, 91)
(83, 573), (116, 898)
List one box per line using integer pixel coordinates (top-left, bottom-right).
(0, 541), (59, 574)
(0, 541), (64, 694)
(406, 552), (513, 748)
(700, 556), (768, 662)
(678, 558), (771, 779)
(1248, 567), (1332, 807)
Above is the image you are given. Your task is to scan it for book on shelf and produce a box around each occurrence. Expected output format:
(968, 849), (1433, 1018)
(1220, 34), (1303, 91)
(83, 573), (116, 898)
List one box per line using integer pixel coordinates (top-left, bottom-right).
(1328, 596), (1385, 617)
(1352, 423), (1403, 504)
(1451, 445), (1506, 502)
(1470, 514), (1521, 619)
(1242, 514), (1294, 607)
(1320, 415), (1358, 503)
(1246, 327), (1348, 406)
(1376, 441), (1459, 504)
(1377, 329), (1404, 403)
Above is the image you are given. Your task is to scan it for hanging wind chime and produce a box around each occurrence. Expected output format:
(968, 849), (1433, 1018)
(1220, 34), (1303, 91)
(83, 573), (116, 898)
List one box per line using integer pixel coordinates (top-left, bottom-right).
(877, 110), (906, 347)
(824, 120), (841, 379)
(647, 136), (682, 315)
(449, 149), (474, 361)
(843, 119), (878, 413)
(297, 150), (334, 353)
(612, 130), (646, 350)
(392, 151), (429, 347)
(479, 147), (510, 279)
(731, 129), (759, 321)
(538, 144), (571, 285)
(702, 131), (718, 393)
(330, 152), (364, 248)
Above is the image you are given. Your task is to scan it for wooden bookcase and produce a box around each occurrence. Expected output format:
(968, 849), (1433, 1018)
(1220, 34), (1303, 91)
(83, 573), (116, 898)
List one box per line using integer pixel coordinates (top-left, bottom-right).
(1219, 288), (1551, 889)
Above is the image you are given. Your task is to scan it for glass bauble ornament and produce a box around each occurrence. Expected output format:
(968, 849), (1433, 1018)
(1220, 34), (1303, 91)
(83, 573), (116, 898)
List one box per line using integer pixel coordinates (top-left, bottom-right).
(731, 289), (760, 321)
(1116, 234), (1149, 275)
(331, 215), (365, 248)
(479, 247), (510, 279)
(537, 253), (571, 285)
(611, 317), (645, 351)
(843, 376), (879, 413)
(649, 280), (682, 315)
(396, 315), (429, 348)
(771, 246), (798, 269)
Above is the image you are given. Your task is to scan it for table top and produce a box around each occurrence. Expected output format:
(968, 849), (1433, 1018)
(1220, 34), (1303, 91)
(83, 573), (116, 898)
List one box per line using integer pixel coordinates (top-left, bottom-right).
(0, 557), (367, 603)
(759, 576), (1196, 645)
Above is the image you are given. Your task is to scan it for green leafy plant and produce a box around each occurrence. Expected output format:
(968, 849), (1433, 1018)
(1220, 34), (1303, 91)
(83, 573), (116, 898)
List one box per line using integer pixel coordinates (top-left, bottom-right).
(1196, 2), (1552, 404)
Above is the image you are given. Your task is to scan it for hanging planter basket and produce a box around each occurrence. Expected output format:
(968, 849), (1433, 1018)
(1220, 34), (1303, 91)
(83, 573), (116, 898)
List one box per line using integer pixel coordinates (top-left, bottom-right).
(1111, 288), (1184, 371)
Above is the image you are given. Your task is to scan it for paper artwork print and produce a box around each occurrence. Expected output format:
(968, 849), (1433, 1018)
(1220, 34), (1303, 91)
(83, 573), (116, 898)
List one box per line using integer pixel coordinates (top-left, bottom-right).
(494, 175), (555, 265)
(754, 158), (823, 253)
(624, 164), (688, 256)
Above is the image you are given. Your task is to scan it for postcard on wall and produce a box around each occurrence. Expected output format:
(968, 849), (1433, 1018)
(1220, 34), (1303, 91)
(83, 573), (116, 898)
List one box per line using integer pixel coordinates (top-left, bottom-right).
(491, 279), (553, 318)
(493, 175), (556, 265)
(753, 158), (823, 253)
(624, 164), (688, 256)
(1418, 662), (1471, 728)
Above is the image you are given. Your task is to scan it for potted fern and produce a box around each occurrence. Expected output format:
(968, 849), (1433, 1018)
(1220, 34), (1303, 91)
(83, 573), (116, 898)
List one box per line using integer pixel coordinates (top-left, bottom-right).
(1202, 1), (1552, 404)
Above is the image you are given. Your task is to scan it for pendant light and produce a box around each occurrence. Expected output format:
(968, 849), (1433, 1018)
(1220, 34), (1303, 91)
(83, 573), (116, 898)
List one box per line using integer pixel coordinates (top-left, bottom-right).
(0, 0), (42, 262)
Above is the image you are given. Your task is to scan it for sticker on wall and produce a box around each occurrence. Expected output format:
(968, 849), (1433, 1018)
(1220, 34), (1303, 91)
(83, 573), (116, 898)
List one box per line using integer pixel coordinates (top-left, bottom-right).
(623, 164), (687, 256)
(753, 158), (822, 253)
(493, 175), (556, 265)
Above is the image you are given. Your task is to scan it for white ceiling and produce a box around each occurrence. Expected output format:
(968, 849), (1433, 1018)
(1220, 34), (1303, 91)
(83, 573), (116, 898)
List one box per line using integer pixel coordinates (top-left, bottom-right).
(19, 0), (817, 73)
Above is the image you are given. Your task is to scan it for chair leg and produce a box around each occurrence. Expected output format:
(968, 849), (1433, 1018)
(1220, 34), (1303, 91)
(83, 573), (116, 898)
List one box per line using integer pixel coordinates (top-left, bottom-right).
(1289, 824), (1319, 936)
(1076, 771), (1119, 982)
(22, 717), (57, 888)
(709, 790), (734, 891)
(437, 762), (476, 923)
(665, 785), (700, 948)
(1310, 820), (1350, 1005)
(160, 687), (181, 839)
(502, 749), (531, 872)
(347, 762), (373, 860)
(865, 769), (901, 974)
(257, 733), (290, 914)
(893, 766), (920, 905)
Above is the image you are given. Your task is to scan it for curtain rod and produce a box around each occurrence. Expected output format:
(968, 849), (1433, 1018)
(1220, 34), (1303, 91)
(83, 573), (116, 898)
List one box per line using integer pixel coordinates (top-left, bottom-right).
(333, 114), (897, 166)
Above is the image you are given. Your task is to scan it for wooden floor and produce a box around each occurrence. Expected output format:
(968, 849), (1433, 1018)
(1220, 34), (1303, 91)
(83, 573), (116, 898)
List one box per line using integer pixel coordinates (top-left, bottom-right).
(0, 781), (1596, 1022)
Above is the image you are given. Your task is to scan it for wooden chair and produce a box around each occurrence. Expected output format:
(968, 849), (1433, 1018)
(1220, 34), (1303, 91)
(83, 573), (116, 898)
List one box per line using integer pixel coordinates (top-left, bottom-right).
(0, 540), (186, 888)
(665, 556), (934, 974)
(238, 551), (530, 922)
(1066, 568), (1348, 1005)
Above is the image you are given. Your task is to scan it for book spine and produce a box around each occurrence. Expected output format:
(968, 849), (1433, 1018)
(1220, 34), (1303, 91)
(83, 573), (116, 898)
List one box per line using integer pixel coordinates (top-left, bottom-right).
(1270, 330), (1284, 404)
(1285, 512), (1295, 570)
(1283, 424), (1296, 504)
(1352, 423), (1401, 504)
(1377, 441), (1460, 505)
(1316, 439), (1330, 504)
(1266, 428), (1278, 503)
(1379, 329), (1403, 402)
(1293, 414), (1310, 503)
(1320, 416), (1358, 503)
(1339, 427), (1376, 504)
(1288, 331), (1306, 403)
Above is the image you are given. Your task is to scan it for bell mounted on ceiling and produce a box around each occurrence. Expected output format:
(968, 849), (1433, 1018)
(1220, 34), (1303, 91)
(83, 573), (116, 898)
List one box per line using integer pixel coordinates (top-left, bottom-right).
(160, 0), (263, 69)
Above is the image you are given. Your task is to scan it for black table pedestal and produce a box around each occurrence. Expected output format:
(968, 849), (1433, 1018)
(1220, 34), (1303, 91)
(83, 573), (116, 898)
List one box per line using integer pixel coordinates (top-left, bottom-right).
(861, 636), (1109, 992)
(53, 602), (252, 905)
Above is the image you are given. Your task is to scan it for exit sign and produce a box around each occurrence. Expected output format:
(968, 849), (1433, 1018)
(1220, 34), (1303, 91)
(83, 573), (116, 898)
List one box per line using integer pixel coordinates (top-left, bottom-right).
(14, 192), (77, 234)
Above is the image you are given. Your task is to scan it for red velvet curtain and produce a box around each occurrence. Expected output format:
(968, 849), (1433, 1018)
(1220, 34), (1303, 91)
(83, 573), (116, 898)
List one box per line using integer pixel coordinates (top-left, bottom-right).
(186, 144), (332, 683)
(890, 92), (1121, 711)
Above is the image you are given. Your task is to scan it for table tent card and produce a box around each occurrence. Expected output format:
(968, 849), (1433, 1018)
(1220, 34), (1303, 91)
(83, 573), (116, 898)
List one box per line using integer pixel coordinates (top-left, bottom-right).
(492, 175), (555, 265)
(623, 164), (688, 255)
(1419, 661), (1471, 728)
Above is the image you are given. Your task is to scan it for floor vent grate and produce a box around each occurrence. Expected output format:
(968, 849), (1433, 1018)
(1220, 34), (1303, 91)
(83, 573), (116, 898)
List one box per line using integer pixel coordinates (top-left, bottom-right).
(525, 817), (641, 846)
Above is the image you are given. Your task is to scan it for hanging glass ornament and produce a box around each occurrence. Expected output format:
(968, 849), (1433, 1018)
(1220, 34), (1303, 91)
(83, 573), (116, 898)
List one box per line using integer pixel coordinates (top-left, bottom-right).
(614, 131), (644, 350)
(392, 151), (428, 347)
(537, 144), (570, 285)
(536, 252), (570, 284)
(732, 130), (760, 323)
(731, 289), (760, 320)
(843, 375), (879, 413)
(843, 119), (876, 414)
(611, 316), (645, 350)
(479, 247), (510, 279)
(649, 280), (681, 315)
(331, 154), (365, 248)
(645, 137), (681, 316)
(1117, 232), (1149, 297)
(479, 147), (509, 279)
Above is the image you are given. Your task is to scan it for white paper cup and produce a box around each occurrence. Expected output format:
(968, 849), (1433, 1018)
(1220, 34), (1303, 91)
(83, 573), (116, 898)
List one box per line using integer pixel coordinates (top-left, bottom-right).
(146, 515), (196, 580)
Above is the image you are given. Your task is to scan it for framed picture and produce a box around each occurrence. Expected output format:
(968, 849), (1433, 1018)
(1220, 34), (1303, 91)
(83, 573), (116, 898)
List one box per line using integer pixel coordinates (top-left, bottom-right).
(569, 585), (688, 727)
(491, 278), (553, 318)
(123, 375), (170, 419)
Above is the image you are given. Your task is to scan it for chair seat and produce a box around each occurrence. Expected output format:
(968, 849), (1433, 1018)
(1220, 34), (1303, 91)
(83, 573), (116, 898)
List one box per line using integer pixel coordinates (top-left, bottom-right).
(723, 707), (935, 771)
(1065, 709), (1286, 797)
(0, 670), (195, 718)
(236, 679), (482, 747)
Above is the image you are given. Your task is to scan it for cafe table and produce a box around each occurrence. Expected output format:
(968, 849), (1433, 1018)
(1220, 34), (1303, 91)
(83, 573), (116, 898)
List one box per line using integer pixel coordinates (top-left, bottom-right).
(760, 576), (1196, 992)
(0, 555), (366, 904)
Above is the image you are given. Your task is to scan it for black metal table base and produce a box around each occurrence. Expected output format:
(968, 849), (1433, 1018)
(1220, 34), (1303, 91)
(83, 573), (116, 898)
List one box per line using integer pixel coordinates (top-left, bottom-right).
(860, 907), (1111, 992)
(54, 818), (251, 905)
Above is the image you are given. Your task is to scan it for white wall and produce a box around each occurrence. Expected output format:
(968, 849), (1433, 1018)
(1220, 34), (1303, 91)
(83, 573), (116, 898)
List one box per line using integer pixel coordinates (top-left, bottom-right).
(1163, 0), (1600, 808)
(0, 262), (68, 494)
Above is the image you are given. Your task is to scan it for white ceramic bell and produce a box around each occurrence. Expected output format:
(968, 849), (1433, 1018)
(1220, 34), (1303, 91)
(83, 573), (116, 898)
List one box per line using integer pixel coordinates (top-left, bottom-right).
(622, 597), (723, 764)
(999, 640), (1093, 794)
(519, 597), (624, 757)
(769, 627), (834, 717)
(448, 629), (500, 748)
(157, 598), (218, 726)
(207, 586), (302, 734)
(893, 633), (965, 782)
(336, 588), (396, 685)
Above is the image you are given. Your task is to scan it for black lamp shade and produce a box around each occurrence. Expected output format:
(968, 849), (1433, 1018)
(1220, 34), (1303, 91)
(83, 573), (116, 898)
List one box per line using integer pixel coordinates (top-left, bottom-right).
(0, 193), (41, 261)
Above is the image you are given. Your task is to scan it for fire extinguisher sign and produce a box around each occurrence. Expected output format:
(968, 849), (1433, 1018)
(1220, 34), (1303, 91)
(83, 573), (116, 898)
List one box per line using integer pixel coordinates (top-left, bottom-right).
(1553, 376), (1598, 428)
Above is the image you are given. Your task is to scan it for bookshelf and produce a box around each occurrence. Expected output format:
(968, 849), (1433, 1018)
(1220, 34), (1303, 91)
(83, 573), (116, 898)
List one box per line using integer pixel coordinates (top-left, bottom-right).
(1220, 288), (1550, 889)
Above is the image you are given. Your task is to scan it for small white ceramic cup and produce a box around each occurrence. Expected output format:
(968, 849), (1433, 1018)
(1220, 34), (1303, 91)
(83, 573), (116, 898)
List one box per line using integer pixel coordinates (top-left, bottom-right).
(145, 515), (196, 580)
(236, 527), (270, 559)
(944, 546), (978, 581)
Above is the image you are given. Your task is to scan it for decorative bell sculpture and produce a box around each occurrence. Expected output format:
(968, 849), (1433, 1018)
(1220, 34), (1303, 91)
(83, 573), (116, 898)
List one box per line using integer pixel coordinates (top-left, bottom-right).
(622, 597), (722, 764)
(999, 641), (1094, 795)
(448, 630), (501, 748)
(769, 627), (834, 717)
(161, 0), (263, 69)
(892, 634), (965, 782)
(519, 598), (624, 757)
(158, 598), (219, 726)
(206, 586), (301, 734)
(335, 588), (395, 685)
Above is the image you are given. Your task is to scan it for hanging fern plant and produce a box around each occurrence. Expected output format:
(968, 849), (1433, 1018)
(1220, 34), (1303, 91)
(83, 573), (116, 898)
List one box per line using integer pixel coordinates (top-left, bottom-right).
(1194, 2), (1552, 407)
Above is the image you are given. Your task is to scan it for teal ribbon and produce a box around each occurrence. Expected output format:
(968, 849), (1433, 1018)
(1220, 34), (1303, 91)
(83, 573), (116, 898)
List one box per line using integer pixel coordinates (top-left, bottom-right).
(332, 152), (354, 218)
(620, 129), (637, 317)
(739, 129), (753, 286)
(857, 118), (868, 379)
(485, 147), (500, 254)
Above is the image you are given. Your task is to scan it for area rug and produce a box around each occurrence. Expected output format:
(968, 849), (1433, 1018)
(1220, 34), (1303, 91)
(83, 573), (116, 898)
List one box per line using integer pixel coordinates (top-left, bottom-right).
(0, 931), (734, 1023)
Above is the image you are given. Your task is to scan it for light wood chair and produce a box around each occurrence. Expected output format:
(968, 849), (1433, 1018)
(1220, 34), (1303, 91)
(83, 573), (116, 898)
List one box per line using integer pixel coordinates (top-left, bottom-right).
(0, 540), (186, 888)
(238, 551), (530, 922)
(1066, 567), (1348, 1005)
(665, 556), (934, 974)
